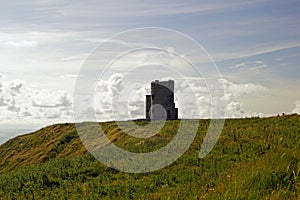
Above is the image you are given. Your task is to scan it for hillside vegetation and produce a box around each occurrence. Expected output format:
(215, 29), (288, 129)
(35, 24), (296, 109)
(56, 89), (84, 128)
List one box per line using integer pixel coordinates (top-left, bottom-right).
(0, 115), (299, 199)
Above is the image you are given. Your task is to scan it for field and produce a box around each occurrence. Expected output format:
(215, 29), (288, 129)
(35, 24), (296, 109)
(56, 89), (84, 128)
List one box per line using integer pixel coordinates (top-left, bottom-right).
(0, 114), (299, 199)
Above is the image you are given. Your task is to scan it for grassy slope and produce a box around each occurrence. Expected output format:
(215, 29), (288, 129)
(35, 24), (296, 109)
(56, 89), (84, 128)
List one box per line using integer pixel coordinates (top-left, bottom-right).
(0, 115), (299, 199)
(0, 123), (87, 173)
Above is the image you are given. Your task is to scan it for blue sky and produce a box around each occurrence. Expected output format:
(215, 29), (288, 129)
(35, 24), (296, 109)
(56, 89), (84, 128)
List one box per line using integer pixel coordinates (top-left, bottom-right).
(0, 0), (300, 142)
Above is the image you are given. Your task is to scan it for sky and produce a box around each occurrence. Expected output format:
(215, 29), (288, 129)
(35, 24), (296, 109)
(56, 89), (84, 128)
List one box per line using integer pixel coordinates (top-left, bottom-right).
(0, 0), (300, 143)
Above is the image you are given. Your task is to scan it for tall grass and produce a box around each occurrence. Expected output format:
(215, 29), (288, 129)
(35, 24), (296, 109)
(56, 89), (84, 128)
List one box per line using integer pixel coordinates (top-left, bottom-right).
(0, 115), (299, 199)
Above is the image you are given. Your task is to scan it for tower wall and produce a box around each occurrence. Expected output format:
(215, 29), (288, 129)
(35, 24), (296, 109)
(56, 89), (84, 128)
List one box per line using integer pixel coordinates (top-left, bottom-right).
(146, 80), (178, 120)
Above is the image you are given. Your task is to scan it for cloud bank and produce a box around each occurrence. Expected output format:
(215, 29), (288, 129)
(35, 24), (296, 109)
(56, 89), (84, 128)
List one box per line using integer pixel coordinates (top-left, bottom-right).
(0, 78), (73, 124)
(1, 72), (299, 130)
(1, 72), (292, 126)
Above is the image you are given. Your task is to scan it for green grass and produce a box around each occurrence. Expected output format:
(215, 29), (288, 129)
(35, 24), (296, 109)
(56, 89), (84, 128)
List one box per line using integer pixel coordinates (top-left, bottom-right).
(0, 115), (299, 199)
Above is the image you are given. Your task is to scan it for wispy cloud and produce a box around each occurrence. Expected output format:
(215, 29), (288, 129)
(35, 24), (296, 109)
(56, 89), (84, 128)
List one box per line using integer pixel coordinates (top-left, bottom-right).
(5, 40), (39, 48)
(213, 42), (300, 62)
(22, 0), (267, 19)
(60, 74), (80, 79)
(233, 60), (267, 70)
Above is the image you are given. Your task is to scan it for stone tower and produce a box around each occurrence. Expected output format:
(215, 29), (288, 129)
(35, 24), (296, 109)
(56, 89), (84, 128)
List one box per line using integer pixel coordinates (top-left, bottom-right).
(146, 80), (178, 120)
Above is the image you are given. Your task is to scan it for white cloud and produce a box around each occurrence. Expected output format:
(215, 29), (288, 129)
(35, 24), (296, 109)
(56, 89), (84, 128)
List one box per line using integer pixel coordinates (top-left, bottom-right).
(233, 60), (267, 70)
(92, 73), (128, 121)
(0, 72), (5, 79)
(174, 77), (268, 119)
(213, 41), (300, 62)
(0, 73), (271, 126)
(96, 73), (124, 95)
(217, 79), (269, 118)
(94, 74), (172, 120)
(6, 79), (24, 95)
(292, 101), (300, 114)
(31, 89), (72, 108)
(60, 74), (79, 79)
(255, 60), (264, 64)
(0, 78), (73, 123)
(92, 73), (268, 120)
(225, 101), (262, 118)
(220, 78), (266, 100)
(127, 85), (150, 118)
(0, 31), (78, 47)
(234, 62), (248, 68)
(225, 101), (245, 118)
(4, 40), (39, 48)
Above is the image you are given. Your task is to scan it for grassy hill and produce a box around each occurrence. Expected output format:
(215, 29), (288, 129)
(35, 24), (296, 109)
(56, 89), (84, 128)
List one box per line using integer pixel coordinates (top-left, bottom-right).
(0, 115), (299, 199)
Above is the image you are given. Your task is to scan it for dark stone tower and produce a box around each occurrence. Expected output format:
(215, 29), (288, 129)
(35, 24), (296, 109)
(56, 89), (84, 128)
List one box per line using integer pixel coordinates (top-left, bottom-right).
(146, 80), (178, 120)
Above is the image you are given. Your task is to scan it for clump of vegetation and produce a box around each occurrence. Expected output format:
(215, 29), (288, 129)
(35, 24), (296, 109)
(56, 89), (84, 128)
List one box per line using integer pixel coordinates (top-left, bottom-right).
(0, 115), (299, 199)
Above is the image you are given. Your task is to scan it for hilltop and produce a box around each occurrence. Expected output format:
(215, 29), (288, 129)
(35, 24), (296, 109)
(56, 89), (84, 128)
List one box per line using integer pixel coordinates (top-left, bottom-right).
(0, 115), (299, 199)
